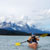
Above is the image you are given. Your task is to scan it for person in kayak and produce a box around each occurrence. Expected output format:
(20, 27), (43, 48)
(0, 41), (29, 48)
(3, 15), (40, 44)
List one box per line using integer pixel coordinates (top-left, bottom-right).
(27, 33), (39, 50)
(27, 33), (39, 43)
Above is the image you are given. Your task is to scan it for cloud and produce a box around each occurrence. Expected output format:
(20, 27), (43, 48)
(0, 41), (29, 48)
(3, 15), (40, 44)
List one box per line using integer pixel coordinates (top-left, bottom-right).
(0, 9), (50, 31)
(32, 9), (50, 31)
(0, 16), (5, 22)
(0, 0), (50, 32)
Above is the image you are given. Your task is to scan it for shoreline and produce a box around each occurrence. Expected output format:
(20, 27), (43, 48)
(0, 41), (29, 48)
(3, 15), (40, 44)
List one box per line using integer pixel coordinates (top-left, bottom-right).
(0, 34), (50, 36)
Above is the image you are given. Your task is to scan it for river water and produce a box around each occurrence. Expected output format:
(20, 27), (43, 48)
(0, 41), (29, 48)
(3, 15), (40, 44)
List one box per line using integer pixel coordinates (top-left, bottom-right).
(0, 36), (50, 50)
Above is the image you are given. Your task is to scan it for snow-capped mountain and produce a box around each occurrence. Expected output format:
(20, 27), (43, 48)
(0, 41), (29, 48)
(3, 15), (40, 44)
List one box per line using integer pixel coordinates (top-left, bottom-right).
(0, 21), (50, 33)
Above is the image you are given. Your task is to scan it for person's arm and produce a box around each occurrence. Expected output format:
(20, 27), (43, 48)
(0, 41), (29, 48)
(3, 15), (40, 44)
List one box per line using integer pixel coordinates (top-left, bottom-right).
(36, 36), (39, 41)
(27, 36), (31, 43)
(36, 38), (39, 41)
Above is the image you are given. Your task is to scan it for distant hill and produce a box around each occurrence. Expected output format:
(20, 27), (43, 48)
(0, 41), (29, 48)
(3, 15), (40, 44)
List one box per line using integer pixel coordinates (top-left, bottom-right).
(0, 29), (50, 36)
(0, 29), (30, 35)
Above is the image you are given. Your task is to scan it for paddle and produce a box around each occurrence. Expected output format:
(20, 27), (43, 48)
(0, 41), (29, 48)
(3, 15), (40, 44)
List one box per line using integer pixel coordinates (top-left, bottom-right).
(15, 33), (48, 46)
(39, 33), (48, 37)
(15, 41), (27, 46)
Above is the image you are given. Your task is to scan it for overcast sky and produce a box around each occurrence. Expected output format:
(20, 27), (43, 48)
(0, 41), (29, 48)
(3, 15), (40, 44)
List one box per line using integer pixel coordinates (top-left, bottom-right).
(0, 0), (50, 31)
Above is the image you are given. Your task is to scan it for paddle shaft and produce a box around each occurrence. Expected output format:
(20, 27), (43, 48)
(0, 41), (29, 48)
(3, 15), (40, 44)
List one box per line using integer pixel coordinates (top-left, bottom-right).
(21, 41), (27, 44)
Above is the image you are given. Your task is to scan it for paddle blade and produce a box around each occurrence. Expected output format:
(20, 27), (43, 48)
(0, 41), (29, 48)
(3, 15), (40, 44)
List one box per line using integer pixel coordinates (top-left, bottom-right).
(40, 34), (48, 37)
(15, 42), (21, 46)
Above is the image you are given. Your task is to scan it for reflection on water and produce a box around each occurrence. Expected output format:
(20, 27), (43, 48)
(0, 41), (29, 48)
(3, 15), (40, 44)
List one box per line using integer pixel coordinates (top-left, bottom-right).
(0, 36), (50, 50)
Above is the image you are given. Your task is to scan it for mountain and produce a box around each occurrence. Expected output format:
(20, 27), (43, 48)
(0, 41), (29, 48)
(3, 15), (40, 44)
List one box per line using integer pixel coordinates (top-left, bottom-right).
(0, 29), (30, 35)
(0, 21), (50, 35)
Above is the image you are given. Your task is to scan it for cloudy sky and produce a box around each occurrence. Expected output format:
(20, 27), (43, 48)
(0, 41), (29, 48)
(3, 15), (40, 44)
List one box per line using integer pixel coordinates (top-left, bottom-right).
(0, 0), (50, 31)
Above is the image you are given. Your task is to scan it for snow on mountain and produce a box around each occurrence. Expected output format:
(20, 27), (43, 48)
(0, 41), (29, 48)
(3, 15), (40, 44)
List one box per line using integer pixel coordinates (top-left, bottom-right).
(0, 21), (50, 33)
(0, 15), (50, 33)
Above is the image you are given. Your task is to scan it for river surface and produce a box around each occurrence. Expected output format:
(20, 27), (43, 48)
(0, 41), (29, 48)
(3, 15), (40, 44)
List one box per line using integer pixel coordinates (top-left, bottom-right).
(0, 36), (50, 50)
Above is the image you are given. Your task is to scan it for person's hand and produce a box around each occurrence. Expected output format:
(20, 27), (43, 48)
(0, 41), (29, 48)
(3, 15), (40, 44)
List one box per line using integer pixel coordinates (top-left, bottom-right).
(27, 40), (30, 42)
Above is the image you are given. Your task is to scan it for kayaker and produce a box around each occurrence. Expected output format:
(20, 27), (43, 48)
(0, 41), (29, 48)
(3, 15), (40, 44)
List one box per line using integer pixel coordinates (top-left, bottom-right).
(27, 33), (39, 50)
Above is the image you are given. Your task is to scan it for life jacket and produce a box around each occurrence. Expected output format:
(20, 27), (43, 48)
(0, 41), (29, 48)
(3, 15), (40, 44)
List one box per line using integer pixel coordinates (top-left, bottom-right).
(31, 36), (37, 43)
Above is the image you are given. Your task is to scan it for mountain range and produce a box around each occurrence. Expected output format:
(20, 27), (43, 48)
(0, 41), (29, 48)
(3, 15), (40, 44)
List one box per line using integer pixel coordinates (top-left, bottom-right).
(0, 21), (50, 35)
